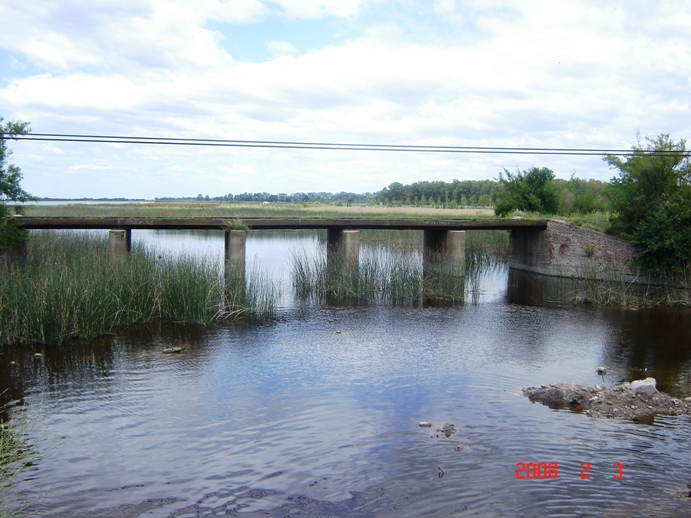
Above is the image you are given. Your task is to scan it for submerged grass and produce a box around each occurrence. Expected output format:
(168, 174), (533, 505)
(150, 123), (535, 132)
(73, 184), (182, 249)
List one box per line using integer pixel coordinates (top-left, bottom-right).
(564, 264), (691, 308)
(0, 407), (38, 518)
(0, 232), (278, 347)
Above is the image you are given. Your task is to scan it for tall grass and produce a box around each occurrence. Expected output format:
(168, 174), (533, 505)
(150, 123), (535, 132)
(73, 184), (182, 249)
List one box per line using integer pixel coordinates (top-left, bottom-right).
(0, 232), (277, 347)
(291, 230), (509, 304)
(292, 247), (437, 303)
(292, 247), (467, 304)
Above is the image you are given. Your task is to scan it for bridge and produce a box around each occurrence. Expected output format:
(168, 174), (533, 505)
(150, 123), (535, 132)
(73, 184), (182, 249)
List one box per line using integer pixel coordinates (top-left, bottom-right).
(8, 216), (548, 276)
(6, 216), (640, 282)
(7, 216), (548, 231)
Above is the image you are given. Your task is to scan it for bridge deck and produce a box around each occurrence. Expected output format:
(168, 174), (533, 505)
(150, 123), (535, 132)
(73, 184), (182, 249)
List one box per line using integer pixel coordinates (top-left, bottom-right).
(8, 217), (548, 231)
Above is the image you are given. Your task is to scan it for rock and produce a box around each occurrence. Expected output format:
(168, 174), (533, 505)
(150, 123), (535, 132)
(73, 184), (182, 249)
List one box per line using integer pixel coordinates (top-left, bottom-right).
(523, 379), (691, 422)
(437, 423), (457, 437)
(596, 366), (607, 375)
(630, 377), (657, 395)
(418, 422), (432, 427)
(162, 347), (182, 354)
(454, 444), (468, 452)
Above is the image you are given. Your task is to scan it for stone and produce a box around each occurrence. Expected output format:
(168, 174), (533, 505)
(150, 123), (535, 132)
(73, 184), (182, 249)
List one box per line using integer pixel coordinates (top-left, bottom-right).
(437, 423), (457, 437)
(418, 422), (432, 427)
(630, 377), (657, 396)
(163, 347), (182, 354)
(523, 379), (691, 422)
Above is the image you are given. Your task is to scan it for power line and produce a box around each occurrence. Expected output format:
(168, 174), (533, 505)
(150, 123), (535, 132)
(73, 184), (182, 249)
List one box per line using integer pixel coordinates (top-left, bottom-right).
(14, 133), (691, 157)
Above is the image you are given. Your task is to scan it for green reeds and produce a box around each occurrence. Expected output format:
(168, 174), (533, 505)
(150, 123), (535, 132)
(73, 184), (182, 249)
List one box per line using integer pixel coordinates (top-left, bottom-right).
(291, 247), (467, 303)
(291, 230), (508, 304)
(0, 232), (278, 347)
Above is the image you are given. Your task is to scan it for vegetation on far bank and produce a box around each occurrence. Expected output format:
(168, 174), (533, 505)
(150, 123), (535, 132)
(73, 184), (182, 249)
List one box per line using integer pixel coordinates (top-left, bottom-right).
(19, 201), (496, 220)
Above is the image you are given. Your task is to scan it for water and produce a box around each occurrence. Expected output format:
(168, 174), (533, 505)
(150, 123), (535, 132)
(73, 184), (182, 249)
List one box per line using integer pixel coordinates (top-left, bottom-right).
(2, 230), (691, 517)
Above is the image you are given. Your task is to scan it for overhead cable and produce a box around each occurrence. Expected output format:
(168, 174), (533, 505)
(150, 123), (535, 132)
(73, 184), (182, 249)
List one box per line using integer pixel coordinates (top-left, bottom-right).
(14, 133), (691, 157)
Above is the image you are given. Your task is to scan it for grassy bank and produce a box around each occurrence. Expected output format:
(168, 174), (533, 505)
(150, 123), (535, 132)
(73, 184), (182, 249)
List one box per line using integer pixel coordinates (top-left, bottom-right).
(0, 232), (277, 347)
(21, 201), (495, 220)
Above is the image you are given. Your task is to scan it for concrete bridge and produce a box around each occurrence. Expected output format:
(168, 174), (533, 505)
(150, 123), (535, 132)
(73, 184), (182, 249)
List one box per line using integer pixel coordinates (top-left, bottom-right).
(9, 216), (636, 282)
(8, 216), (548, 276)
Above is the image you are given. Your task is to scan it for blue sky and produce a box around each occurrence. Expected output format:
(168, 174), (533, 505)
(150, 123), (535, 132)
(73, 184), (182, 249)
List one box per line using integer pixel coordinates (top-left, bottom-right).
(1, 0), (690, 199)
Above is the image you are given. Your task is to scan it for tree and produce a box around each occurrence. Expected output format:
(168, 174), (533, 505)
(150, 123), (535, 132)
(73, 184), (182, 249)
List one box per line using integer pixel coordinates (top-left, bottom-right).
(494, 167), (559, 216)
(604, 134), (691, 276)
(1, 118), (34, 251)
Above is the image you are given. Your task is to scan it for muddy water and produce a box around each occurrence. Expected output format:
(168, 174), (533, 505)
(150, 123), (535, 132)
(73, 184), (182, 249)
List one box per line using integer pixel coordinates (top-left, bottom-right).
(2, 230), (691, 517)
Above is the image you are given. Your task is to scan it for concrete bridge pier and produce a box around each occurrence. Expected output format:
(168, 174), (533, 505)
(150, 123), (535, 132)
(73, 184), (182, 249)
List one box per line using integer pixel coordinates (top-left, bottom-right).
(423, 230), (466, 275)
(109, 229), (131, 257)
(327, 229), (360, 272)
(224, 230), (247, 279)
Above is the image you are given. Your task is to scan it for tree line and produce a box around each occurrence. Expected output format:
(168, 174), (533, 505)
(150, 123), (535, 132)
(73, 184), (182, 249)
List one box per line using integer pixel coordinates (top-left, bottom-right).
(164, 191), (375, 204)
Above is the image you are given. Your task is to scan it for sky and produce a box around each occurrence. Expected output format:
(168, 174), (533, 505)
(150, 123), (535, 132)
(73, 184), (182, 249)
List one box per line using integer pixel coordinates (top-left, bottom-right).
(1, 0), (690, 199)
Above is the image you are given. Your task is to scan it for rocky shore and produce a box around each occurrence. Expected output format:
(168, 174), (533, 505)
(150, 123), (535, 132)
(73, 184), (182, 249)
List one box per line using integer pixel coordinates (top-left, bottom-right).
(523, 377), (691, 423)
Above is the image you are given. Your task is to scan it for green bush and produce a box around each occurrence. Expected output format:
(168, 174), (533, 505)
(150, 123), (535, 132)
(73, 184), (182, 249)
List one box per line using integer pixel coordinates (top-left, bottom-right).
(494, 167), (559, 216)
(604, 134), (691, 277)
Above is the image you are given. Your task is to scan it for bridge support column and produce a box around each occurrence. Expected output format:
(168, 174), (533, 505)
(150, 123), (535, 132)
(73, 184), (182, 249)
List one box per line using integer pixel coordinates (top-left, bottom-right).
(327, 229), (360, 272)
(109, 229), (131, 257)
(423, 230), (465, 274)
(224, 230), (247, 279)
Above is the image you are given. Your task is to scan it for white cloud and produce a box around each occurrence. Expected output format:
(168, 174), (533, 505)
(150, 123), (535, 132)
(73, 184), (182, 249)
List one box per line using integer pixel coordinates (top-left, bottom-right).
(2, 0), (691, 198)
(267, 40), (299, 57)
(213, 0), (270, 23)
(266, 0), (372, 19)
(433, 0), (456, 14)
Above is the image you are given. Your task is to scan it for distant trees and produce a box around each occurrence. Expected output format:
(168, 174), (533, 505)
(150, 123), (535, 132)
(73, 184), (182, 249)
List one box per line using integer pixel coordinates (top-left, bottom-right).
(1, 117), (33, 251)
(376, 179), (496, 207)
(494, 167), (559, 216)
(605, 134), (691, 276)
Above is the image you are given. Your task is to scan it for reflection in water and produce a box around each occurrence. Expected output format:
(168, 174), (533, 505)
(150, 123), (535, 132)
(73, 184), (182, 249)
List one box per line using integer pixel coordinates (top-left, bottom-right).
(1, 231), (690, 517)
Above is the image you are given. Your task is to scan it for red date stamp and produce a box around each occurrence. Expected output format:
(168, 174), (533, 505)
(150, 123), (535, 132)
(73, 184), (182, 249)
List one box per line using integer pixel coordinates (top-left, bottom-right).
(515, 461), (624, 480)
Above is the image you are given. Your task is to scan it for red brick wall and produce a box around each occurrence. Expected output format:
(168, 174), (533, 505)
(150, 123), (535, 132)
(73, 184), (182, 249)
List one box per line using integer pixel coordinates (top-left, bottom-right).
(509, 220), (646, 282)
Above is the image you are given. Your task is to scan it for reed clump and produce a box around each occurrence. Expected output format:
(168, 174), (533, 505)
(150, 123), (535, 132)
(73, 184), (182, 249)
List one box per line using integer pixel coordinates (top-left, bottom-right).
(291, 247), (466, 303)
(565, 263), (691, 308)
(291, 230), (509, 304)
(0, 232), (277, 347)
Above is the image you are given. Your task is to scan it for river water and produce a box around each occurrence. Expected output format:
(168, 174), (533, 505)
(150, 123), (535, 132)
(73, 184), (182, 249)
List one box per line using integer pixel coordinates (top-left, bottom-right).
(2, 230), (691, 517)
